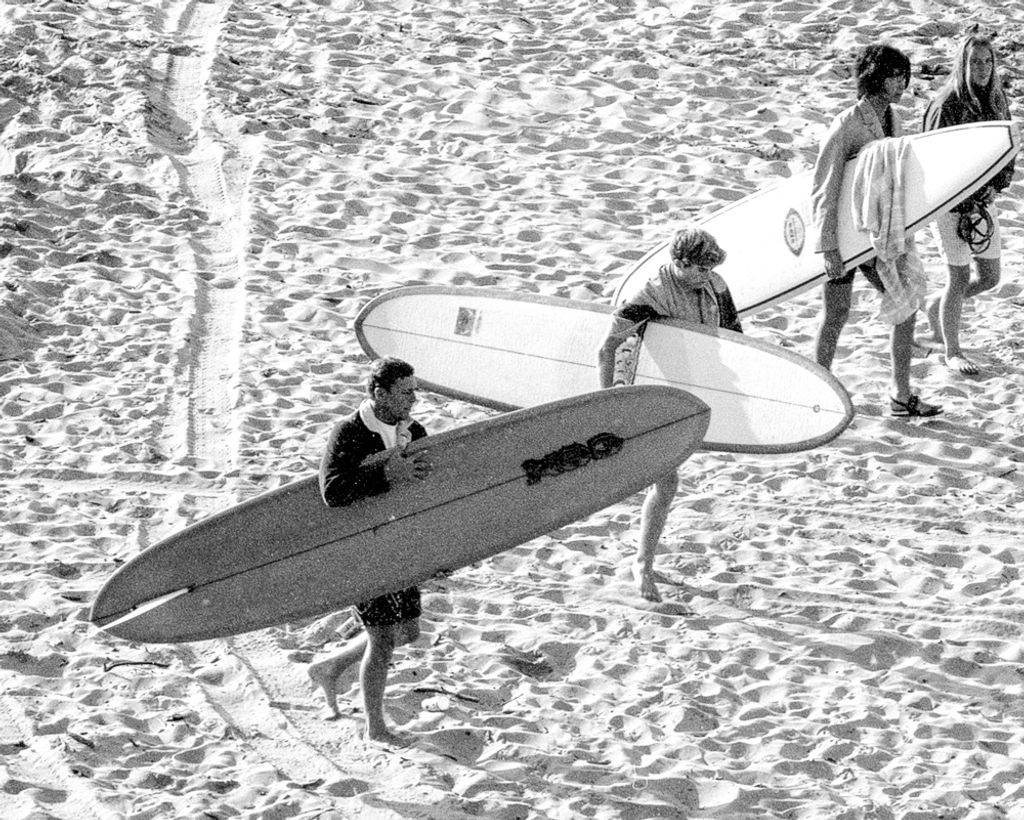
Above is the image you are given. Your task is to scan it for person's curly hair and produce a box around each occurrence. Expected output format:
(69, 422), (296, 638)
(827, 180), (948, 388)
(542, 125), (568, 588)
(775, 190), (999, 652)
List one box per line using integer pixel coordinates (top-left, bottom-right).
(855, 43), (911, 98)
(669, 227), (727, 269)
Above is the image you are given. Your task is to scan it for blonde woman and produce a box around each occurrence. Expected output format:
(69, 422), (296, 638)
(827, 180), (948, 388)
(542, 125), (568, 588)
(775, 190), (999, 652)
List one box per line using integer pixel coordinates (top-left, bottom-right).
(923, 30), (1016, 375)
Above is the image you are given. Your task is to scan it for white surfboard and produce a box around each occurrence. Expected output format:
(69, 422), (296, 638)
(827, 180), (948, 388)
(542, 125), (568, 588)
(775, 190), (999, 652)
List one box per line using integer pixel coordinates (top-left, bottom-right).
(614, 120), (1021, 314)
(355, 286), (853, 455)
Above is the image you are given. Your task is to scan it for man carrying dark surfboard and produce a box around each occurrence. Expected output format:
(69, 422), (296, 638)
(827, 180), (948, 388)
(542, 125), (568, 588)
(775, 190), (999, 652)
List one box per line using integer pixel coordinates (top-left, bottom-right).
(597, 227), (741, 602)
(811, 42), (942, 418)
(309, 356), (431, 744)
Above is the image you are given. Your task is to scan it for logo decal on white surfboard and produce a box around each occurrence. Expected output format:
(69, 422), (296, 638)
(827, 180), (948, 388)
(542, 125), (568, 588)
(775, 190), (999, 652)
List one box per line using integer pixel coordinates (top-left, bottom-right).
(783, 208), (805, 256)
(455, 307), (482, 337)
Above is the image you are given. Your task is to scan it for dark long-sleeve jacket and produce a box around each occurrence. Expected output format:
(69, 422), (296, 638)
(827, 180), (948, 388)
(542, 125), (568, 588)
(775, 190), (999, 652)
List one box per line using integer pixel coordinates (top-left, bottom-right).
(318, 410), (428, 507)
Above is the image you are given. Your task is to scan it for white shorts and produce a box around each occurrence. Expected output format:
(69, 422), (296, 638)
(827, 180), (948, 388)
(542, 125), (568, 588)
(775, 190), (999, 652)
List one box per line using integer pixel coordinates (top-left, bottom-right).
(932, 206), (1001, 267)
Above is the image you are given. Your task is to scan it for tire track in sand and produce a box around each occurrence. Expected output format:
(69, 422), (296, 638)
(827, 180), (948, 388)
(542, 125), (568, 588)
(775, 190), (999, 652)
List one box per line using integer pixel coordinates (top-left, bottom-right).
(144, 0), (259, 475)
(127, 2), (399, 805)
(0, 4), (266, 817)
(138, 0), (340, 793)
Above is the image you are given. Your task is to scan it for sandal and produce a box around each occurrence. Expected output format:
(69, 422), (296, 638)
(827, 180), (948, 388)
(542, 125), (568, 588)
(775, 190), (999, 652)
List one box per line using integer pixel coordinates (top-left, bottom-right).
(890, 394), (942, 418)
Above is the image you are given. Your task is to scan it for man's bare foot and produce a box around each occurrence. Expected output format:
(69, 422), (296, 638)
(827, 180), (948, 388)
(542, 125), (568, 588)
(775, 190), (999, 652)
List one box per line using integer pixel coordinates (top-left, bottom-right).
(632, 561), (662, 603)
(365, 727), (411, 747)
(308, 663), (342, 720)
(946, 354), (979, 375)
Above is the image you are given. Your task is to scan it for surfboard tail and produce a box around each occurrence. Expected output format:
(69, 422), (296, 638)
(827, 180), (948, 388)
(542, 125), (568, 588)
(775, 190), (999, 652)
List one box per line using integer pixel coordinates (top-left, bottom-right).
(93, 588), (191, 634)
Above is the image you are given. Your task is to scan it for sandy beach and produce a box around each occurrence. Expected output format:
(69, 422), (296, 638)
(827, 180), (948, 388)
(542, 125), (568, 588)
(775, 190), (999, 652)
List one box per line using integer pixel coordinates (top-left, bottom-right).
(2, 0), (1023, 817)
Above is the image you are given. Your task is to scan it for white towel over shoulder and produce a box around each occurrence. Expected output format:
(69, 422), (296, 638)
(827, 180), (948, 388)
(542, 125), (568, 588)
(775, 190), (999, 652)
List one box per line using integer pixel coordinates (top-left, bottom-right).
(850, 137), (927, 325)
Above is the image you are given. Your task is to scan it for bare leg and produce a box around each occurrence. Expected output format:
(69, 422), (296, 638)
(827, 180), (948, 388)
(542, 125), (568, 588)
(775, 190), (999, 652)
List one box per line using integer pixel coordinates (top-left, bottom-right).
(924, 293), (943, 346)
(309, 632), (368, 719)
(361, 623), (408, 745)
(633, 470), (677, 602)
(938, 262), (973, 372)
(814, 278), (853, 370)
(967, 256), (1001, 297)
(940, 258), (999, 374)
(890, 311), (916, 403)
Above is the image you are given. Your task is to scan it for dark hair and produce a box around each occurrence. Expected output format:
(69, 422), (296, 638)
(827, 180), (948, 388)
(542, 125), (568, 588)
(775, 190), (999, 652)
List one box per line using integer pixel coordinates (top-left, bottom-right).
(670, 227), (726, 269)
(855, 44), (911, 98)
(367, 357), (414, 395)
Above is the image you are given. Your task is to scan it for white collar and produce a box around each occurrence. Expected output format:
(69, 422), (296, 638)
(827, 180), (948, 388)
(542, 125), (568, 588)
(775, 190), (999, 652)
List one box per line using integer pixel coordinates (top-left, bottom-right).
(359, 399), (413, 450)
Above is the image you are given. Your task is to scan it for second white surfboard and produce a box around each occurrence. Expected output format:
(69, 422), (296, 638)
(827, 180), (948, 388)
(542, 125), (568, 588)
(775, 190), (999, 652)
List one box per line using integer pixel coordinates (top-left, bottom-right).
(356, 286), (854, 455)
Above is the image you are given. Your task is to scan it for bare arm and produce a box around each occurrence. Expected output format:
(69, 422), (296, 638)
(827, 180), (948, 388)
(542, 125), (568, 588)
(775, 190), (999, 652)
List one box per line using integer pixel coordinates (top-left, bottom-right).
(597, 331), (626, 388)
(597, 320), (638, 388)
(822, 249), (846, 279)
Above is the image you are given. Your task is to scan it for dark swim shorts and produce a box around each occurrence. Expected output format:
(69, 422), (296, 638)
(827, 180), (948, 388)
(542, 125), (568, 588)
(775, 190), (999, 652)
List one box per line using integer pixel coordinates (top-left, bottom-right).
(355, 586), (421, 627)
(830, 261), (885, 291)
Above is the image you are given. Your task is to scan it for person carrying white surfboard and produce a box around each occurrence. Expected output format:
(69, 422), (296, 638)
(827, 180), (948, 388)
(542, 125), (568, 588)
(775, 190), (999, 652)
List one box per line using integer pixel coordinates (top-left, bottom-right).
(922, 28), (1016, 376)
(308, 357), (432, 745)
(810, 43), (942, 419)
(597, 227), (741, 602)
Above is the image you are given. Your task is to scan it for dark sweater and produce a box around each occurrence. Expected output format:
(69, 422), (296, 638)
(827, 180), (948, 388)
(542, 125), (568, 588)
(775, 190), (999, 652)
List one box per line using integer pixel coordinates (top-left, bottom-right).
(318, 410), (428, 507)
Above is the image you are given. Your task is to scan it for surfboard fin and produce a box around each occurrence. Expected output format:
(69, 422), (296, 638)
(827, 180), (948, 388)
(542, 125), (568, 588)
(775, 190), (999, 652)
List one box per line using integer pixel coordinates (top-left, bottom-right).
(97, 588), (191, 632)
